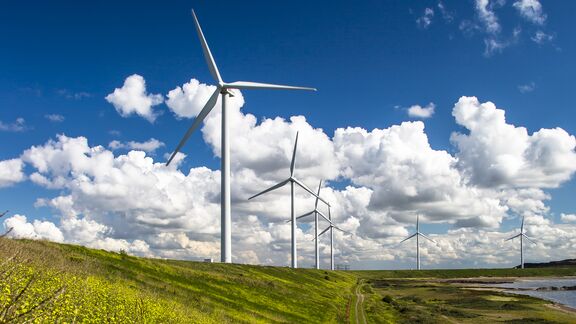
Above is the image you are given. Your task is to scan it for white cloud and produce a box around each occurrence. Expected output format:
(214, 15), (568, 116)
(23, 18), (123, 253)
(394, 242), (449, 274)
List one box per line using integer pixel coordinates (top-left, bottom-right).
(416, 8), (434, 29)
(108, 138), (165, 154)
(0, 158), (25, 188)
(0, 118), (27, 132)
(560, 213), (576, 223)
(475, 0), (501, 34)
(45, 114), (65, 122)
(166, 79), (217, 118)
(518, 82), (536, 93)
(531, 30), (554, 44)
(513, 0), (547, 25)
(105, 74), (164, 123)
(407, 103), (435, 118)
(3, 214), (64, 242)
(6, 73), (576, 268)
(333, 122), (507, 229)
(483, 38), (508, 57)
(451, 96), (576, 188)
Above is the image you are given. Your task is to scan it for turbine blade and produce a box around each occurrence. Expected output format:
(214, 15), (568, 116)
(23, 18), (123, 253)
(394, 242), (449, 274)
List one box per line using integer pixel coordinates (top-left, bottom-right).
(523, 234), (536, 244)
(419, 233), (437, 244)
(290, 132), (299, 176)
(295, 211), (315, 220)
(191, 9), (222, 83)
(166, 88), (220, 166)
(317, 226), (331, 238)
(225, 81), (316, 91)
(248, 179), (290, 200)
(400, 233), (417, 244)
(292, 178), (331, 207)
(334, 225), (350, 234)
(317, 210), (332, 224)
(314, 179), (322, 209)
(505, 233), (522, 242)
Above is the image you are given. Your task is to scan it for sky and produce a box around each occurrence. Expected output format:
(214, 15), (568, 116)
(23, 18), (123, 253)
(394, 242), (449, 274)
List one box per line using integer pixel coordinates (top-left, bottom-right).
(1, 0), (575, 270)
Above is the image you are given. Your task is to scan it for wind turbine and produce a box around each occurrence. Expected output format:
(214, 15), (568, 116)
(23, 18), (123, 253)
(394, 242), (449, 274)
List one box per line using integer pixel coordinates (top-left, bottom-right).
(288, 180), (332, 269)
(505, 216), (536, 269)
(315, 206), (348, 270)
(166, 10), (316, 264)
(399, 214), (437, 270)
(249, 132), (329, 268)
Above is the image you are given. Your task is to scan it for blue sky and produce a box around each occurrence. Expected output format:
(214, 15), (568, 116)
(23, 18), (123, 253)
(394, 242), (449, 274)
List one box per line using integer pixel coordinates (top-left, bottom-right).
(1, 0), (575, 269)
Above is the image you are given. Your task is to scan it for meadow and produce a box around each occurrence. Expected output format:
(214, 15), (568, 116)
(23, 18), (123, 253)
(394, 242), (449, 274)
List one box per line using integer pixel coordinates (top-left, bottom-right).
(1, 237), (575, 323)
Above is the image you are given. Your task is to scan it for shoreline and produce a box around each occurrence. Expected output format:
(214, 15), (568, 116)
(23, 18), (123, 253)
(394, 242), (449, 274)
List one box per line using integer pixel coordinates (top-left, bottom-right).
(450, 276), (576, 314)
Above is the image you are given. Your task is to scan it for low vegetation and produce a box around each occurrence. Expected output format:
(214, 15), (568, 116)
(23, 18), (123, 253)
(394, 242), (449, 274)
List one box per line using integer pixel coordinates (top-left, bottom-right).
(0, 238), (355, 323)
(1, 237), (575, 323)
(355, 269), (576, 323)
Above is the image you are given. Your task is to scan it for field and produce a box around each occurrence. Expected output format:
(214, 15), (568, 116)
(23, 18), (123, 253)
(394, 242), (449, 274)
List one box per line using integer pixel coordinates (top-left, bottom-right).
(1, 237), (575, 323)
(354, 269), (576, 323)
(0, 238), (355, 323)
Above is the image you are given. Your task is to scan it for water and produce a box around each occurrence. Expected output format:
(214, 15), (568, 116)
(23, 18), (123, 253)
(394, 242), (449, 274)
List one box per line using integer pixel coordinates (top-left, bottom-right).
(491, 278), (576, 309)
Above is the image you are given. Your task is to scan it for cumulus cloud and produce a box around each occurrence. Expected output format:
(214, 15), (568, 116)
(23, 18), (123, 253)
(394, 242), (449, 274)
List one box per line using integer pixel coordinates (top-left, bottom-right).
(451, 96), (576, 188)
(45, 114), (65, 122)
(560, 213), (576, 223)
(518, 82), (536, 93)
(3, 214), (64, 242)
(475, 0), (500, 34)
(513, 0), (547, 25)
(407, 103), (435, 119)
(105, 74), (164, 123)
(531, 30), (554, 44)
(108, 138), (165, 154)
(0, 118), (27, 132)
(0, 158), (25, 187)
(416, 8), (434, 29)
(166, 79), (217, 118)
(6, 73), (576, 268)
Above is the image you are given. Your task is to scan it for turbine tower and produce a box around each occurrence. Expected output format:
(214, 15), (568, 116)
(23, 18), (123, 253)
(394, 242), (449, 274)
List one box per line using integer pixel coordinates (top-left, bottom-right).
(316, 206), (348, 270)
(399, 214), (437, 270)
(249, 132), (329, 268)
(505, 216), (535, 269)
(166, 10), (316, 263)
(288, 180), (332, 269)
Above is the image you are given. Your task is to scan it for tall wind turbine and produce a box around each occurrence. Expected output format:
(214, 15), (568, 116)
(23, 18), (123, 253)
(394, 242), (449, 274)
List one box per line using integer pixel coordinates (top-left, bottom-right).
(315, 206), (348, 270)
(166, 10), (316, 264)
(288, 180), (332, 269)
(249, 132), (329, 268)
(399, 214), (437, 270)
(505, 216), (536, 269)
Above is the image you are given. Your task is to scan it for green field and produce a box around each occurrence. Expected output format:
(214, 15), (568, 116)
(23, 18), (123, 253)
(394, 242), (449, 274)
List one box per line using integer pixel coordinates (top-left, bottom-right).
(1, 237), (575, 323)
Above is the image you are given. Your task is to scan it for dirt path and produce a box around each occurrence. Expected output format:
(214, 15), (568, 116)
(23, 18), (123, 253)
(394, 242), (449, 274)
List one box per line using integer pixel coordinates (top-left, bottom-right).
(354, 279), (367, 324)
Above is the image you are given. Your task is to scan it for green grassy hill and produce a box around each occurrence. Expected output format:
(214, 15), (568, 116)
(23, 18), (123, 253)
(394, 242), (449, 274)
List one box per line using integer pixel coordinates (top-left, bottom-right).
(2, 237), (576, 323)
(0, 238), (355, 323)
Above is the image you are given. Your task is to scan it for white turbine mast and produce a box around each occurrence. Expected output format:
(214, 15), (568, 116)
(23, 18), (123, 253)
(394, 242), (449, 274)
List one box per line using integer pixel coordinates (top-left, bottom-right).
(315, 206), (349, 270)
(399, 214), (437, 270)
(505, 216), (536, 269)
(287, 179), (332, 269)
(166, 10), (316, 264)
(249, 132), (330, 268)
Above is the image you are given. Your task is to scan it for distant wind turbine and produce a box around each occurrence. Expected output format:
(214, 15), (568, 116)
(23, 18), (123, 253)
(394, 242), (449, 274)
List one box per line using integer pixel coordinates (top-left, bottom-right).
(166, 10), (316, 263)
(505, 216), (536, 269)
(288, 180), (332, 269)
(399, 214), (437, 270)
(316, 206), (349, 271)
(249, 132), (329, 268)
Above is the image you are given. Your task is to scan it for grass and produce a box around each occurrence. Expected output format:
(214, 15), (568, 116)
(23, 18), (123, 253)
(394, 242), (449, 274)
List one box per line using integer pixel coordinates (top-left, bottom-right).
(355, 275), (576, 323)
(2, 237), (575, 323)
(0, 238), (355, 323)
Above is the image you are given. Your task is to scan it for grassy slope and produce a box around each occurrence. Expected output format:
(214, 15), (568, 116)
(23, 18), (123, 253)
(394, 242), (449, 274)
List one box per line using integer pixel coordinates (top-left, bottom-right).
(0, 238), (355, 323)
(3, 238), (576, 323)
